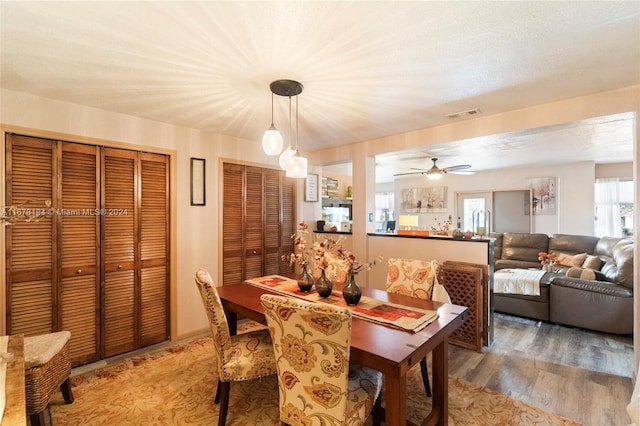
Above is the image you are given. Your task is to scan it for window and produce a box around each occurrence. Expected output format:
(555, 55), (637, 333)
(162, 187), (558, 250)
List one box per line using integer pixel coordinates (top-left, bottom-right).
(594, 178), (633, 237)
(375, 192), (395, 232)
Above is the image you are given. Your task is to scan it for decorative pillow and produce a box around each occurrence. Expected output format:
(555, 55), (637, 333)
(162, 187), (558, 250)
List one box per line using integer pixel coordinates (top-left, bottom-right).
(553, 252), (588, 267)
(581, 255), (603, 271)
(565, 266), (596, 280)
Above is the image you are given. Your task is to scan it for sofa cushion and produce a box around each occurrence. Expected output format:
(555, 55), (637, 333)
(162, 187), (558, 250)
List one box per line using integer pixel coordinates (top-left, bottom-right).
(502, 233), (549, 263)
(554, 252), (588, 267)
(598, 238), (634, 289)
(548, 234), (599, 256)
(565, 266), (596, 280)
(582, 254), (604, 270)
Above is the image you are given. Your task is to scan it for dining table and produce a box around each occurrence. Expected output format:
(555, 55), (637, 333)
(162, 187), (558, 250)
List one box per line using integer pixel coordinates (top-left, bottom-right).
(217, 279), (468, 426)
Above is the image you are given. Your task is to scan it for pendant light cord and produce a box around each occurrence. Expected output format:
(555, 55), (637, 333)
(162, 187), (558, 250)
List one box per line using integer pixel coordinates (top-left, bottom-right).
(295, 95), (299, 154)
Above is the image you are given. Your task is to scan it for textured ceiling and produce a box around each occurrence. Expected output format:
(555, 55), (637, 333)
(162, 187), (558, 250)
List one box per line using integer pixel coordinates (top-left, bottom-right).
(1, 1), (639, 181)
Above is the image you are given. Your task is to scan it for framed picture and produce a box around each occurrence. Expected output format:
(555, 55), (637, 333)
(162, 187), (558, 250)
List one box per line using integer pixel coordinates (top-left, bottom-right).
(528, 177), (556, 215)
(305, 173), (319, 202)
(190, 158), (206, 206)
(400, 186), (447, 213)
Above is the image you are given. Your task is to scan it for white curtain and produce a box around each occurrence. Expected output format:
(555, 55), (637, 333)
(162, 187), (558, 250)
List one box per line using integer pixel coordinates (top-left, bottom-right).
(595, 178), (622, 237)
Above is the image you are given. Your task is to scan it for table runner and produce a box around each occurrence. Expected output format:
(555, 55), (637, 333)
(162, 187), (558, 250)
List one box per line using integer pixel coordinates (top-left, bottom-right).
(245, 275), (438, 332)
(0, 335), (9, 424)
(494, 269), (545, 296)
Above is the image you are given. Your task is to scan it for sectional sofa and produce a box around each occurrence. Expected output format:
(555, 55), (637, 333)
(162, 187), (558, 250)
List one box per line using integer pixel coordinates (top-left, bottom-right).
(490, 232), (634, 334)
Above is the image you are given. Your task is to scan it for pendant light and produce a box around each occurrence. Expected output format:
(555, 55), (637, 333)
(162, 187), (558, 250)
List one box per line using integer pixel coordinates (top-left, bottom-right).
(286, 94), (308, 178)
(262, 91), (283, 155)
(278, 95), (296, 170)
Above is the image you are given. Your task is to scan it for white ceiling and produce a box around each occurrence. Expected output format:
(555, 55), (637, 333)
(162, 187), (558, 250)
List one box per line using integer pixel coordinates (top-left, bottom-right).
(1, 1), (638, 181)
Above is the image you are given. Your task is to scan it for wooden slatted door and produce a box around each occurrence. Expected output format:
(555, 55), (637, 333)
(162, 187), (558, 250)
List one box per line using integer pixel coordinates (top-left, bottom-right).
(5, 135), (56, 336)
(139, 152), (169, 347)
(59, 142), (100, 365)
(102, 148), (137, 357)
(222, 162), (296, 285)
(222, 163), (244, 285)
(245, 166), (264, 279)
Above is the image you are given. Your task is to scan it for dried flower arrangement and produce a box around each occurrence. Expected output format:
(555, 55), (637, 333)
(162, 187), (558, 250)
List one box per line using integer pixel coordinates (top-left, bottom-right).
(430, 218), (452, 236)
(537, 251), (557, 266)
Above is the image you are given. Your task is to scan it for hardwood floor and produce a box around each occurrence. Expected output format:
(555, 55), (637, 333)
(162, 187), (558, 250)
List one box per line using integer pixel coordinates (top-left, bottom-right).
(448, 312), (635, 425)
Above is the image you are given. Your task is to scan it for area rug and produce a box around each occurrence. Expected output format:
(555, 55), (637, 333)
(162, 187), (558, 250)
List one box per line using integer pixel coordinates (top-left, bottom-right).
(50, 322), (581, 426)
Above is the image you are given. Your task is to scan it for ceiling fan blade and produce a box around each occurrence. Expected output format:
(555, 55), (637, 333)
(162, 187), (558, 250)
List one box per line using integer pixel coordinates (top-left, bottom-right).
(442, 164), (471, 172)
(409, 167), (429, 171)
(446, 170), (475, 175)
(393, 171), (426, 177)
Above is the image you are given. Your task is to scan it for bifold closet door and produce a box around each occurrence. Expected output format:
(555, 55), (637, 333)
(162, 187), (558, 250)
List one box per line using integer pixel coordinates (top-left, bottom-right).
(139, 152), (169, 347)
(59, 142), (100, 365)
(5, 135), (57, 337)
(101, 148), (137, 357)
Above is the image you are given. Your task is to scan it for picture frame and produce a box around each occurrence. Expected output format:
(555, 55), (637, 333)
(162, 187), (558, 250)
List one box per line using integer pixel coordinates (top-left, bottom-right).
(190, 157), (206, 206)
(305, 173), (319, 202)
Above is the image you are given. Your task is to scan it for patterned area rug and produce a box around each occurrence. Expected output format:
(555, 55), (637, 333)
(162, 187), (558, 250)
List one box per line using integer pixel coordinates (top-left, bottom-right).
(50, 322), (581, 425)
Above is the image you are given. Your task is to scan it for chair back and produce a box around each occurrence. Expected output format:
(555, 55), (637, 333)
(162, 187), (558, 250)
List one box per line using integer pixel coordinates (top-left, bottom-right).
(324, 251), (351, 285)
(194, 268), (231, 376)
(260, 294), (353, 425)
(386, 258), (451, 303)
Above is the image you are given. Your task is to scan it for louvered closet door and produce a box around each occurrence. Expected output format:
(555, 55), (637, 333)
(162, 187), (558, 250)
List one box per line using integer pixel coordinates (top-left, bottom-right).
(222, 163), (243, 284)
(102, 148), (137, 357)
(139, 152), (169, 346)
(245, 166), (264, 279)
(280, 176), (295, 276)
(264, 169), (282, 275)
(59, 142), (100, 365)
(5, 135), (56, 336)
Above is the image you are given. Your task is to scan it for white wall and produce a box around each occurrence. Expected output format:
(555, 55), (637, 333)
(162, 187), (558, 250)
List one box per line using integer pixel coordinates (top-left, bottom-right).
(391, 161), (598, 236)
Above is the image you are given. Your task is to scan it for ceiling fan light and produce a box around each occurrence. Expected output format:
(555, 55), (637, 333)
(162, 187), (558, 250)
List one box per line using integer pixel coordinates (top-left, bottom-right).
(286, 153), (307, 178)
(278, 146), (296, 170)
(426, 170), (443, 180)
(262, 124), (283, 155)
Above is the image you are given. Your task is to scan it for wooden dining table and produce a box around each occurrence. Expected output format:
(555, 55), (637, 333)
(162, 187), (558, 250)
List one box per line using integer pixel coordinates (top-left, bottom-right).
(217, 281), (468, 426)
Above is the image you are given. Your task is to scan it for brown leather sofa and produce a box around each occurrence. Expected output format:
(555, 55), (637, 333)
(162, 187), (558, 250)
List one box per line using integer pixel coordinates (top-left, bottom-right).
(491, 232), (634, 334)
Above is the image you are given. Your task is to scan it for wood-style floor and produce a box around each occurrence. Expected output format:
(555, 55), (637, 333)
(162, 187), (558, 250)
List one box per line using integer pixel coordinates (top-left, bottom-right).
(448, 312), (635, 426)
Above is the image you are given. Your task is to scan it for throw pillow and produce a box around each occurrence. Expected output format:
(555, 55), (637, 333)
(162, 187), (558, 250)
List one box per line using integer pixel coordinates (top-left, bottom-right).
(581, 254), (603, 271)
(565, 266), (596, 280)
(553, 252), (588, 267)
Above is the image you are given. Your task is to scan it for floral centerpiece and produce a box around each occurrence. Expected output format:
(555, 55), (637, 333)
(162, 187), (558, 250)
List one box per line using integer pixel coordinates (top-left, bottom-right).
(281, 220), (314, 290)
(537, 251), (557, 272)
(330, 246), (384, 305)
(430, 218), (452, 236)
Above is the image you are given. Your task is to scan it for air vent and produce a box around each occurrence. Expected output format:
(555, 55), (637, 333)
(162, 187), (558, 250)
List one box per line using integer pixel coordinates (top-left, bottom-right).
(445, 108), (482, 119)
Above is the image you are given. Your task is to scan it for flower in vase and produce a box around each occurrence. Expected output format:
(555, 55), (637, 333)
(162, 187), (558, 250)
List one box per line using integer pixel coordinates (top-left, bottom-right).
(537, 251), (557, 266)
(281, 220), (313, 272)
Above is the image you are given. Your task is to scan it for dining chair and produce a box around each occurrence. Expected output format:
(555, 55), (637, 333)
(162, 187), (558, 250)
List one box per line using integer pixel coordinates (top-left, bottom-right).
(194, 268), (277, 426)
(260, 294), (382, 426)
(385, 258), (451, 397)
(323, 251), (351, 289)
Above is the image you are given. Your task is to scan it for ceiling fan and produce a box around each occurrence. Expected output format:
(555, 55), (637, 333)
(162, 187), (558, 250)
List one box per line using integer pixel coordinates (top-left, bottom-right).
(394, 158), (474, 180)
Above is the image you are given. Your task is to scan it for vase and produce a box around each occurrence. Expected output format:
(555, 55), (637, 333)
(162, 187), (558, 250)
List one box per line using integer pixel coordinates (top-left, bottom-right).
(315, 269), (333, 298)
(296, 266), (313, 292)
(543, 263), (554, 273)
(342, 272), (362, 305)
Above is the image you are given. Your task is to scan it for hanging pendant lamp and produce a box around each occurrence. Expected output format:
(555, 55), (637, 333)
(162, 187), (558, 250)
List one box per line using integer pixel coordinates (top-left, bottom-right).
(286, 94), (307, 178)
(265, 79), (307, 178)
(262, 91), (284, 155)
(279, 95), (296, 170)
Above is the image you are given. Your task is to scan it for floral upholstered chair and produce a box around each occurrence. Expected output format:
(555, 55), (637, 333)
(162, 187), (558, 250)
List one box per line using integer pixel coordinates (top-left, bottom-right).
(194, 268), (277, 426)
(318, 251), (351, 289)
(260, 294), (382, 426)
(385, 258), (451, 397)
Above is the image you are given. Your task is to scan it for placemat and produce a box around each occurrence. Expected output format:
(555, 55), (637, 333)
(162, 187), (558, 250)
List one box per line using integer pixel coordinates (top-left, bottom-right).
(246, 275), (438, 332)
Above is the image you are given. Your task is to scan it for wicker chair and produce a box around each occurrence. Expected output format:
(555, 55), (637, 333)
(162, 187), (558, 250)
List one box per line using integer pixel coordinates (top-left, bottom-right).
(260, 294), (382, 426)
(194, 268), (277, 426)
(385, 258), (451, 398)
(24, 330), (74, 426)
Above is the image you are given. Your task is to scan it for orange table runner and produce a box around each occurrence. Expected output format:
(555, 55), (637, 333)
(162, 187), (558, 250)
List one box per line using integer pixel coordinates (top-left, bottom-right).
(245, 275), (438, 332)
